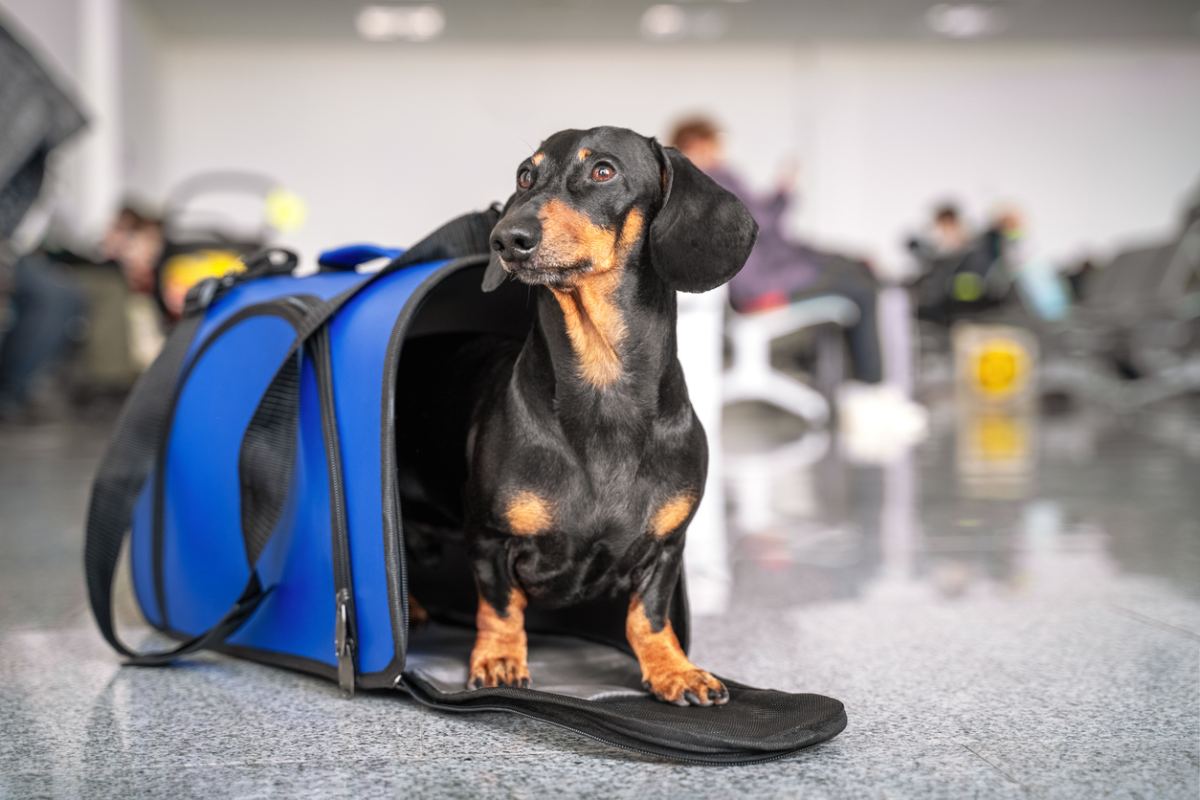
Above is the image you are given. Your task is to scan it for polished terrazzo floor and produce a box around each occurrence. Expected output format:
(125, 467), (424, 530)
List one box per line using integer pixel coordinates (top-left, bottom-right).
(1, 399), (1198, 798)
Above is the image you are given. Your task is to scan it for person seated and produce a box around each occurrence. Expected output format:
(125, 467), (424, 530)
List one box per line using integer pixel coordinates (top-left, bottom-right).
(0, 251), (85, 422)
(668, 116), (925, 433)
(909, 203), (1017, 324)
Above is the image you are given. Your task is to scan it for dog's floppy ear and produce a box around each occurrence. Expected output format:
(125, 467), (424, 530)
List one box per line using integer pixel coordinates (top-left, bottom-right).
(482, 196), (515, 293)
(648, 142), (758, 293)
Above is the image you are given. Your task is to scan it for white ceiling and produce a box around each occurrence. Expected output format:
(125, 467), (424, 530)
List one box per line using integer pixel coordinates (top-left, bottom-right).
(137, 0), (1200, 43)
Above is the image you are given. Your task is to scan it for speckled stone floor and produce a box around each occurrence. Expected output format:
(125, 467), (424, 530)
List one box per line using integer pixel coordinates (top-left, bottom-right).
(2, 400), (1198, 798)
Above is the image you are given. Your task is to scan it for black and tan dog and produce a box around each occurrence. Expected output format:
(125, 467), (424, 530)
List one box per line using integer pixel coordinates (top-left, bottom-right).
(404, 126), (756, 706)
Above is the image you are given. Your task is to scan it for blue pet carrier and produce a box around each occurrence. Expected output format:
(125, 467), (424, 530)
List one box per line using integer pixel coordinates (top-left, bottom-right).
(85, 209), (847, 763)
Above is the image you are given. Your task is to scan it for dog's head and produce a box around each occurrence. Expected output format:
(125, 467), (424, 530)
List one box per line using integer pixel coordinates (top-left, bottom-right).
(483, 126), (757, 294)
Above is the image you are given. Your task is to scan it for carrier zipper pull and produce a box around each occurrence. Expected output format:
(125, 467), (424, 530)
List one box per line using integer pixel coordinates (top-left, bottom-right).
(334, 588), (356, 697)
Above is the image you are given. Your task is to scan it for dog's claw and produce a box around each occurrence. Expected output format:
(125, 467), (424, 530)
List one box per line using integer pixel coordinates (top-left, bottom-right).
(467, 654), (531, 691)
(642, 668), (727, 707)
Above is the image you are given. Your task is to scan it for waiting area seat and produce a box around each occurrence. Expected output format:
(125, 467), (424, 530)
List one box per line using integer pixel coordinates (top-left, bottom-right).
(722, 296), (860, 426)
(1036, 218), (1200, 409)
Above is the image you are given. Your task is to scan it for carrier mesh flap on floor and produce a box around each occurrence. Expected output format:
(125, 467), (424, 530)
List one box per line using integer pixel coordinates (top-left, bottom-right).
(403, 625), (847, 763)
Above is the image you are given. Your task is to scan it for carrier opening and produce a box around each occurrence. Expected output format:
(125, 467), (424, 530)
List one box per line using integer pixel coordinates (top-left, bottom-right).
(391, 261), (686, 697)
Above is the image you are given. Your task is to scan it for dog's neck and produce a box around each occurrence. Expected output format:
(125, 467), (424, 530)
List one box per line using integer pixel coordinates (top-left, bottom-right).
(515, 252), (684, 436)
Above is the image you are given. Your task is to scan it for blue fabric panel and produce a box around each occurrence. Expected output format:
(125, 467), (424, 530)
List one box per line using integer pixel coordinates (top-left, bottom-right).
(130, 271), (365, 634)
(131, 482), (159, 627)
(329, 259), (446, 674)
(227, 354), (336, 665)
(161, 315), (299, 636)
(317, 244), (404, 271)
(190, 271), (367, 359)
(130, 258), (448, 676)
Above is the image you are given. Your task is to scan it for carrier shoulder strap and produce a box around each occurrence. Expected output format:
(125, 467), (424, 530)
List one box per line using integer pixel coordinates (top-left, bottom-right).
(83, 311), (241, 664)
(85, 207), (500, 667)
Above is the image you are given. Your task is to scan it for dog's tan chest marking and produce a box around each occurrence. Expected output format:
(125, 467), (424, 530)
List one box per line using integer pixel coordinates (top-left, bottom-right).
(649, 493), (695, 538)
(542, 205), (645, 388)
(504, 490), (553, 536)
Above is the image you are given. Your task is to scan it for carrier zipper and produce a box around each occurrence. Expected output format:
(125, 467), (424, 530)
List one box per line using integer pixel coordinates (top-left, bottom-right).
(311, 325), (357, 697)
(334, 587), (354, 694)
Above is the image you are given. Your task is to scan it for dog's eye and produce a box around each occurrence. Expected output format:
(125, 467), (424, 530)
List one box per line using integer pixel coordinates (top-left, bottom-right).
(517, 168), (533, 190)
(590, 162), (617, 183)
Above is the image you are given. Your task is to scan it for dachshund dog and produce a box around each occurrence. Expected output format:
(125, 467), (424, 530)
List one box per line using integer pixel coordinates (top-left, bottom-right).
(404, 126), (756, 706)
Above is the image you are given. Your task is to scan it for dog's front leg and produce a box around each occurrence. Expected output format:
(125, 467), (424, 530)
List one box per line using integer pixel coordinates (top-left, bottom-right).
(626, 551), (728, 706)
(467, 539), (530, 689)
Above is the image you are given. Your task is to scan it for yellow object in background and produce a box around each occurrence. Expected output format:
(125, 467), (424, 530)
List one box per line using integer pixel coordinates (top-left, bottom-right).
(160, 249), (246, 316)
(975, 339), (1028, 398)
(953, 323), (1039, 497)
(954, 324), (1036, 405)
(265, 188), (307, 232)
(973, 412), (1028, 461)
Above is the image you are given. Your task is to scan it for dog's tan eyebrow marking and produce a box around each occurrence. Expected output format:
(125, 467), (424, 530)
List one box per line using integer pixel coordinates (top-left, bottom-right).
(576, 148), (591, 162)
(505, 491), (553, 536)
(531, 152), (545, 166)
(649, 493), (695, 537)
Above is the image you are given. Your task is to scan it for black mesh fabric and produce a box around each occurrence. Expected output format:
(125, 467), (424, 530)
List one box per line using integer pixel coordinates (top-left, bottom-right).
(238, 354), (301, 565)
(401, 625), (846, 764)
(404, 672), (846, 764)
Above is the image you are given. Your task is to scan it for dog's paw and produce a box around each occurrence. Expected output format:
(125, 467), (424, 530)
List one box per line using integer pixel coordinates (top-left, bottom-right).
(642, 667), (728, 707)
(467, 655), (531, 690)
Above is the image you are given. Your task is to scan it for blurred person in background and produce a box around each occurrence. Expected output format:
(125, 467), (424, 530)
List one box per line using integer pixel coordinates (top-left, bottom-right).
(930, 202), (971, 255)
(669, 116), (926, 431)
(0, 250), (86, 422)
(909, 201), (1018, 323)
(100, 205), (163, 297)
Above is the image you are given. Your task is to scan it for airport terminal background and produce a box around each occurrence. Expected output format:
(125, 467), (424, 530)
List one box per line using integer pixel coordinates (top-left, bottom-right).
(2, 1), (1199, 797)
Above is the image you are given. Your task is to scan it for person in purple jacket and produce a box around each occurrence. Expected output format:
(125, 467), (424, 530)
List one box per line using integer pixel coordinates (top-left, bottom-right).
(669, 117), (926, 440)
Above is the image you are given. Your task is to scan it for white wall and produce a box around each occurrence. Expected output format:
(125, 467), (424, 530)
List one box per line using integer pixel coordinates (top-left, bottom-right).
(155, 41), (802, 257)
(8, 6), (1198, 270)
(117, 0), (163, 202)
(151, 38), (1200, 271)
(799, 44), (1200, 273)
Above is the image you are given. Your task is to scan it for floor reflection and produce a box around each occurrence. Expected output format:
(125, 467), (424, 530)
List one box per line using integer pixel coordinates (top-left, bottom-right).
(710, 397), (1200, 617)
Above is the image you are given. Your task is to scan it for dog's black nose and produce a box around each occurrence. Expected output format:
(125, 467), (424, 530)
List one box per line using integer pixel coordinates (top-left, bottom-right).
(491, 223), (540, 262)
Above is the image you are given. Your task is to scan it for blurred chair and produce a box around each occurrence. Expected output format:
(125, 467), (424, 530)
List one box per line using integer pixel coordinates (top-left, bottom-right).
(722, 296), (859, 426)
(1036, 218), (1200, 409)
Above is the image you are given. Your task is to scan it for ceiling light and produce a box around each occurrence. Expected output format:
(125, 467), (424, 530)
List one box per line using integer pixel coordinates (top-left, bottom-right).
(356, 5), (445, 42)
(641, 4), (729, 40)
(925, 3), (1006, 39)
(641, 5), (687, 40)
